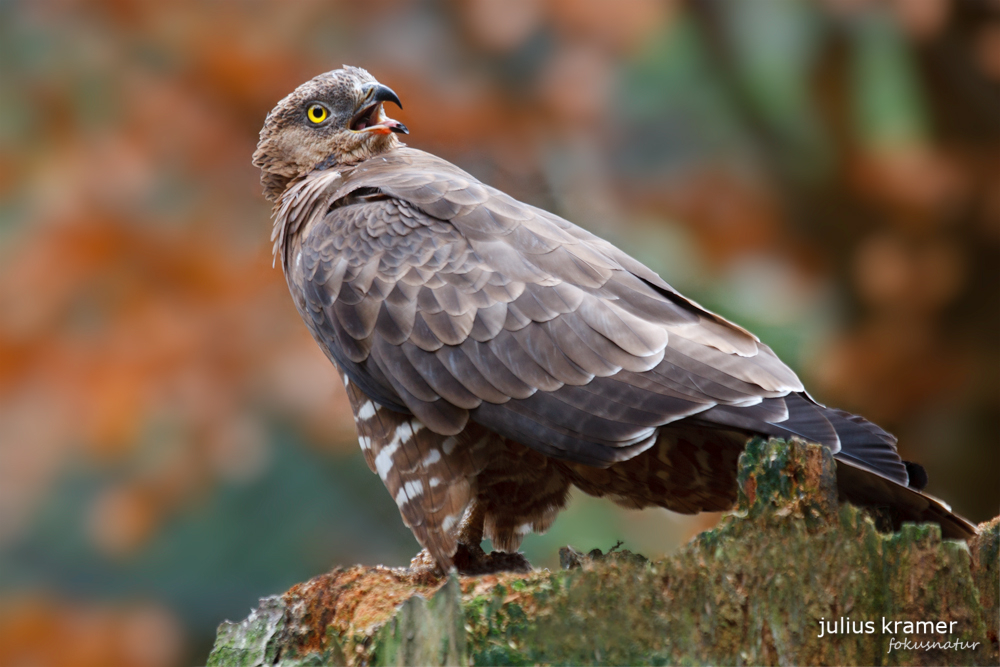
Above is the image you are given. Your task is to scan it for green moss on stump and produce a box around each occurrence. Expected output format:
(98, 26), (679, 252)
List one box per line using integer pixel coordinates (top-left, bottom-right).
(208, 438), (999, 666)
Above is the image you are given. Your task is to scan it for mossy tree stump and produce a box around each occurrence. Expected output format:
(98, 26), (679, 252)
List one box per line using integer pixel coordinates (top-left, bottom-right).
(208, 438), (999, 666)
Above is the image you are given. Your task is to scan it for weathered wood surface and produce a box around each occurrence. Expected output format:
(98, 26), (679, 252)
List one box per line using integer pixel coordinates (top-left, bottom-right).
(207, 438), (999, 666)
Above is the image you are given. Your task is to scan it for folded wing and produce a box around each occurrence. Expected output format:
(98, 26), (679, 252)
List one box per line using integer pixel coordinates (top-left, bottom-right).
(283, 147), (930, 503)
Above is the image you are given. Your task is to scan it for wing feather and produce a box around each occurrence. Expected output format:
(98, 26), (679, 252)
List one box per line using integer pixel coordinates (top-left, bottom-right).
(487, 329), (564, 392)
(469, 301), (507, 341)
(281, 147), (902, 475)
(434, 344), (511, 404)
(400, 341), (483, 410)
(458, 338), (537, 399)
(542, 317), (623, 377)
(509, 326), (594, 386)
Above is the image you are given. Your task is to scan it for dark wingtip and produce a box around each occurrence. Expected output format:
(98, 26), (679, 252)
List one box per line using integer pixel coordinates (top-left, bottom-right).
(903, 460), (928, 490)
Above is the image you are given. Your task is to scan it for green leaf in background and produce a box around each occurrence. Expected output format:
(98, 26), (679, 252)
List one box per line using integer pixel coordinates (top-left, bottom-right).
(849, 8), (929, 149)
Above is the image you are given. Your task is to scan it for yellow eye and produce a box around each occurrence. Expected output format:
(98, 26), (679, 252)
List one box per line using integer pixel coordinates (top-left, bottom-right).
(306, 104), (328, 124)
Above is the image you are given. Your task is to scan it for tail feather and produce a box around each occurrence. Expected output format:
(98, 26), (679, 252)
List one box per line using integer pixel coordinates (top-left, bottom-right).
(687, 390), (976, 539)
(817, 403), (909, 485)
(834, 457), (978, 540)
(692, 392), (908, 484)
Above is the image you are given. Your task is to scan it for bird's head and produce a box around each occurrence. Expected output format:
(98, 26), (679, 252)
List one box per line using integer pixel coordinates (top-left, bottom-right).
(253, 66), (408, 202)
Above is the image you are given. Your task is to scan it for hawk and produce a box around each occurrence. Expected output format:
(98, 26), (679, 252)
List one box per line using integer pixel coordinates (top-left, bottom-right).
(253, 67), (975, 572)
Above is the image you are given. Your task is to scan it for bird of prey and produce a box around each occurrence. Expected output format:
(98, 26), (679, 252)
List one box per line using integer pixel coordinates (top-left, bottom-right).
(253, 66), (976, 573)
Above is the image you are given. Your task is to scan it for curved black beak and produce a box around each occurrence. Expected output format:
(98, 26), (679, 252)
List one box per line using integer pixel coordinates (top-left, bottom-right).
(356, 82), (408, 134)
(366, 82), (403, 110)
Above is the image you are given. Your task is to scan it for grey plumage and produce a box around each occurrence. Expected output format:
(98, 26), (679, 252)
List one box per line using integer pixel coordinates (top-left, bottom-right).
(255, 67), (976, 571)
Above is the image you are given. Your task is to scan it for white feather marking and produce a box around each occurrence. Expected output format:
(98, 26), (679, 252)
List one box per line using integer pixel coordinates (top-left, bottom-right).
(357, 400), (377, 420)
(429, 477), (441, 488)
(358, 435), (372, 451)
(441, 514), (458, 533)
(393, 421), (423, 447)
(515, 523), (533, 535)
(374, 441), (399, 481)
(395, 480), (425, 506)
(421, 449), (441, 467)
(441, 437), (458, 455)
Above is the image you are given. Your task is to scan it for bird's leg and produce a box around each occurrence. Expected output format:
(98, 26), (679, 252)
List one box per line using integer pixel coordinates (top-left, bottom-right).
(452, 501), (531, 575)
(410, 501), (532, 575)
(408, 502), (487, 574)
(451, 501), (487, 571)
(457, 499), (486, 546)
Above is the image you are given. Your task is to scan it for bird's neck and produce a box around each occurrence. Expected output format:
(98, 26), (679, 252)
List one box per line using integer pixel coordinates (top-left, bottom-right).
(337, 134), (403, 168)
(262, 135), (403, 203)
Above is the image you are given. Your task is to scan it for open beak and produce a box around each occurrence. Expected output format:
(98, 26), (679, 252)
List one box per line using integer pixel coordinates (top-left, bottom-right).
(351, 83), (408, 135)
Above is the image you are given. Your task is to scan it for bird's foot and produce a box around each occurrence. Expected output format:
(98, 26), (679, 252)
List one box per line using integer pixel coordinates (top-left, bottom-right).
(409, 543), (532, 576)
(408, 548), (439, 571)
(453, 542), (531, 575)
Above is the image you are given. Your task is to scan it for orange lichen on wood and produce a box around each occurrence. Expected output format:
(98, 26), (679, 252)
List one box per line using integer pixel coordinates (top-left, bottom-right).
(279, 566), (443, 656)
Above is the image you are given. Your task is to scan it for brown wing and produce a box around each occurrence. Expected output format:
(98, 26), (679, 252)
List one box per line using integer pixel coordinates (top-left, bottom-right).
(282, 148), (812, 466)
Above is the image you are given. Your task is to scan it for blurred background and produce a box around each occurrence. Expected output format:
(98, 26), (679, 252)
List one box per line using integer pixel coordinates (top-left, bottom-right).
(1, 0), (998, 664)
